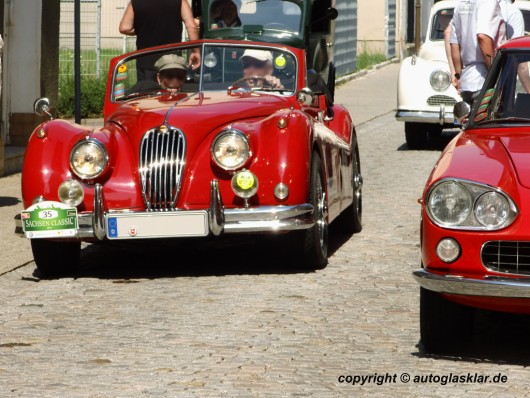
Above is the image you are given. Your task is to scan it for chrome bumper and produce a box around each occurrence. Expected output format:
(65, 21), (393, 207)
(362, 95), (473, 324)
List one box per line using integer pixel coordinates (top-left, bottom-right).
(15, 180), (315, 240)
(395, 108), (456, 125)
(413, 269), (530, 299)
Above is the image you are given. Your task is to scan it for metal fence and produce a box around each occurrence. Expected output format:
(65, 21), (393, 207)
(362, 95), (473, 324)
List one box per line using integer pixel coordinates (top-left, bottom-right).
(59, 0), (134, 79)
(334, 0), (358, 76)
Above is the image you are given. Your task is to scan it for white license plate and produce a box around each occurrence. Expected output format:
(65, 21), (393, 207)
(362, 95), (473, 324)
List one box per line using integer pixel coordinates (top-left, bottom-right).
(106, 211), (208, 239)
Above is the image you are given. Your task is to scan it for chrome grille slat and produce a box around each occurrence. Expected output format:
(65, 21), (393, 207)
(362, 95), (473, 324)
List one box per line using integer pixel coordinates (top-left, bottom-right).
(427, 95), (457, 107)
(139, 127), (186, 211)
(481, 241), (530, 275)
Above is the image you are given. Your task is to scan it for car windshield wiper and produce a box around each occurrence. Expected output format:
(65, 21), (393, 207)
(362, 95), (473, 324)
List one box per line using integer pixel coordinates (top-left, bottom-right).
(122, 88), (161, 100)
(477, 116), (530, 125)
(252, 87), (292, 94)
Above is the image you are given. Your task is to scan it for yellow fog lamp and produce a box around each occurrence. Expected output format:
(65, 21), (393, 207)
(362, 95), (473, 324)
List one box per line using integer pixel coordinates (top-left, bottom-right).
(231, 169), (259, 202)
(58, 179), (85, 207)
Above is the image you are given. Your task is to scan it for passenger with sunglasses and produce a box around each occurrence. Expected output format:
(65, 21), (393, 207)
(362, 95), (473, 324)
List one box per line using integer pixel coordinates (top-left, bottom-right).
(154, 54), (188, 93)
(240, 49), (284, 89)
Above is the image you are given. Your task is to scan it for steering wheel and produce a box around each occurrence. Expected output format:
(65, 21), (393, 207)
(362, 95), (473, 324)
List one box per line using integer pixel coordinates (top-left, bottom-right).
(230, 76), (268, 91)
(264, 22), (290, 31)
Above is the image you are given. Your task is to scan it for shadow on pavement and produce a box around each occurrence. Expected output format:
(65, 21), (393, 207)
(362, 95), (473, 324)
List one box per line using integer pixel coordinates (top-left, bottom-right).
(398, 129), (460, 152)
(0, 196), (20, 207)
(30, 224), (357, 280)
(413, 309), (530, 366)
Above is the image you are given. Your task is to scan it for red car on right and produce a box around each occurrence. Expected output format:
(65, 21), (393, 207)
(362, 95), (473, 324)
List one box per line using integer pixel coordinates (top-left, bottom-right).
(414, 36), (530, 353)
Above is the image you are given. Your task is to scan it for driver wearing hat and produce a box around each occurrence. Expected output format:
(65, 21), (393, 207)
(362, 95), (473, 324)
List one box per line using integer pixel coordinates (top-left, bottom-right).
(240, 49), (283, 89)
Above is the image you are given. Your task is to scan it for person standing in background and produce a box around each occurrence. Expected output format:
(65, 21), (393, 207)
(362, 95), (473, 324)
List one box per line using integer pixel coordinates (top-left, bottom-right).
(119, 0), (201, 81)
(448, 0), (506, 106)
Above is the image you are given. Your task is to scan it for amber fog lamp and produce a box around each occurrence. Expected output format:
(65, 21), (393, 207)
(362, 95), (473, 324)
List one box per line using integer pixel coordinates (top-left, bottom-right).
(58, 179), (84, 207)
(436, 238), (461, 263)
(231, 169), (259, 199)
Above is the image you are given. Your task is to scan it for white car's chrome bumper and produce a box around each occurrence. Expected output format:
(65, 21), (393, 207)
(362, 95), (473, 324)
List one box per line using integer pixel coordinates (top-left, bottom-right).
(15, 180), (315, 240)
(395, 108), (457, 125)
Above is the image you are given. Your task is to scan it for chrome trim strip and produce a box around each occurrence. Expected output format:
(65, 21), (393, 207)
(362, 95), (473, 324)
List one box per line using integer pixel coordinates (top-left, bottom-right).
(93, 183), (105, 240)
(413, 268), (530, 298)
(209, 179), (224, 236)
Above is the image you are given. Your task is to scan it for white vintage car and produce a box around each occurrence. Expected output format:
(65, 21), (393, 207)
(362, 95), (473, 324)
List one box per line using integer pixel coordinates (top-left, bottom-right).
(396, 0), (530, 149)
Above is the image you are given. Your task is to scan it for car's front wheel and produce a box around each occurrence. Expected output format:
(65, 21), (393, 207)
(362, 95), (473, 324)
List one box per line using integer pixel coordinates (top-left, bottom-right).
(420, 287), (475, 353)
(295, 153), (329, 270)
(31, 239), (81, 277)
(336, 143), (362, 234)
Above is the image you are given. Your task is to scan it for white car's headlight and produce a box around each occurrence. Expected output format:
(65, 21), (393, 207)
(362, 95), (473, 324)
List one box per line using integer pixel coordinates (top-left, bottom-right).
(70, 140), (108, 179)
(211, 130), (250, 170)
(426, 179), (518, 230)
(430, 70), (451, 92)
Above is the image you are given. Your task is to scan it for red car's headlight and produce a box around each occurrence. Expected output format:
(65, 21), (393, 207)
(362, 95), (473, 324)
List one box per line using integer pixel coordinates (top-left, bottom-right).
(426, 179), (518, 230)
(70, 139), (109, 179)
(211, 129), (250, 170)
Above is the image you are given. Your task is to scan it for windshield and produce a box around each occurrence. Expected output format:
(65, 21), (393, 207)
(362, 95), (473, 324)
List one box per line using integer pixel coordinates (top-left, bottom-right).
(207, 0), (302, 33)
(470, 51), (530, 126)
(111, 44), (297, 102)
(429, 8), (453, 41)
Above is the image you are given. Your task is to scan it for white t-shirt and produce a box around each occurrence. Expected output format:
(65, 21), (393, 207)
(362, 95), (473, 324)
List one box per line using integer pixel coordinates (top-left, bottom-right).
(500, 0), (524, 39)
(450, 0), (506, 92)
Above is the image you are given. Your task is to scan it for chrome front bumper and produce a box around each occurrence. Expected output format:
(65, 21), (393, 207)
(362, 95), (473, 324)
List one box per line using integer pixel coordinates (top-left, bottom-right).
(395, 108), (456, 125)
(413, 269), (530, 299)
(15, 180), (315, 240)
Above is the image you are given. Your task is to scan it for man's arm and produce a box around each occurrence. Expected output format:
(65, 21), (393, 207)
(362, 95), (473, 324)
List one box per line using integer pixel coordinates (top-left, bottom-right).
(477, 33), (495, 70)
(450, 43), (463, 92)
(181, 0), (201, 69)
(444, 23), (455, 77)
(119, 2), (135, 35)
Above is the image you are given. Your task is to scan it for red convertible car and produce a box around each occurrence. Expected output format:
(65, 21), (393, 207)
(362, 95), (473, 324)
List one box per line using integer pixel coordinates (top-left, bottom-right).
(16, 40), (362, 276)
(413, 37), (530, 353)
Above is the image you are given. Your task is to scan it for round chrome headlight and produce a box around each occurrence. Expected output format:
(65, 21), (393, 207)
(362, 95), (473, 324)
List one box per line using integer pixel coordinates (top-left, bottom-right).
(427, 181), (472, 226)
(211, 130), (250, 170)
(474, 191), (511, 228)
(430, 70), (451, 92)
(70, 140), (108, 179)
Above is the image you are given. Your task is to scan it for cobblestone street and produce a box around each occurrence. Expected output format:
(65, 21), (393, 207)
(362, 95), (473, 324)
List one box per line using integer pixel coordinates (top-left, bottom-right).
(1, 67), (530, 397)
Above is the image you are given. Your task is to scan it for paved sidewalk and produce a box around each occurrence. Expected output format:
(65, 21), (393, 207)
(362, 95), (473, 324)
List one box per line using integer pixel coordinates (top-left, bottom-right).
(0, 61), (401, 276)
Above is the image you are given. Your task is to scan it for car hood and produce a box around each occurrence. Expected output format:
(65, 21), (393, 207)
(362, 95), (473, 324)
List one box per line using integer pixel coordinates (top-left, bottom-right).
(429, 131), (530, 193)
(418, 42), (448, 63)
(500, 135), (530, 189)
(107, 91), (292, 144)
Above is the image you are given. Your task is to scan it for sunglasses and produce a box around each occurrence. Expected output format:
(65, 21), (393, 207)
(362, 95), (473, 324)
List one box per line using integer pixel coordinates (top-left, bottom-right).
(242, 59), (268, 69)
(160, 70), (186, 80)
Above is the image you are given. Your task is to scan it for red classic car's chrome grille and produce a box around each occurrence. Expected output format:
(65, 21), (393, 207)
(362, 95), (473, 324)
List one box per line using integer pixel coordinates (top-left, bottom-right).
(427, 95), (457, 107)
(139, 127), (186, 211)
(481, 241), (530, 275)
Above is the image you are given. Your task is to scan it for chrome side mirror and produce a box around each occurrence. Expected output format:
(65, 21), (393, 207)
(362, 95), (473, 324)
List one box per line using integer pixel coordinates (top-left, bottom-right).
(34, 97), (53, 120)
(296, 88), (315, 106)
(453, 101), (470, 126)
